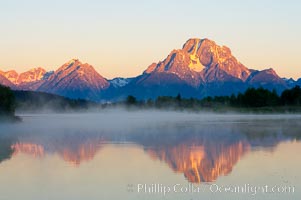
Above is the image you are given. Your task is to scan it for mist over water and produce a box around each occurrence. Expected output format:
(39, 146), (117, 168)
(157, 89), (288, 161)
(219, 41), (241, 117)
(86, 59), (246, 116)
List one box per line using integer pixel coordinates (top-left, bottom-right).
(1, 110), (301, 154)
(0, 111), (301, 200)
(0, 111), (300, 141)
(7, 110), (301, 129)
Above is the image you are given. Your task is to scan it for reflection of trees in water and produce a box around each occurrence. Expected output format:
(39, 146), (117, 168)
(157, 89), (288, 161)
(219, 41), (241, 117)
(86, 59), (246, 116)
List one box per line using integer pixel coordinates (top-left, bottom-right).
(236, 119), (301, 147)
(133, 119), (301, 183)
(0, 118), (300, 183)
(0, 138), (15, 164)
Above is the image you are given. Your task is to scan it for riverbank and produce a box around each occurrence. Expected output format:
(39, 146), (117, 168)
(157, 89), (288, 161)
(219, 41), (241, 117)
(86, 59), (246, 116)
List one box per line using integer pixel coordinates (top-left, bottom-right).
(0, 115), (22, 123)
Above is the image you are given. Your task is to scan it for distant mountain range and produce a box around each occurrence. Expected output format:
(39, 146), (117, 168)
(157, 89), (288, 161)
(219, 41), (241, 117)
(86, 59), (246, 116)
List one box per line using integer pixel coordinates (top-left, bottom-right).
(1, 38), (300, 101)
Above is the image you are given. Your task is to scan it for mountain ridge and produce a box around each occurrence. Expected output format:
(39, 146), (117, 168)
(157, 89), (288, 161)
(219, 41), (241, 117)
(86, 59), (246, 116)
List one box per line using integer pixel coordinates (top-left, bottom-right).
(38, 59), (109, 100)
(0, 38), (299, 101)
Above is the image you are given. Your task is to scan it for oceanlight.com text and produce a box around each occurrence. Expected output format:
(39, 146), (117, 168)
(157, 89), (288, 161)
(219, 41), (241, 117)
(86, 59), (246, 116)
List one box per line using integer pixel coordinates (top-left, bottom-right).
(132, 183), (295, 196)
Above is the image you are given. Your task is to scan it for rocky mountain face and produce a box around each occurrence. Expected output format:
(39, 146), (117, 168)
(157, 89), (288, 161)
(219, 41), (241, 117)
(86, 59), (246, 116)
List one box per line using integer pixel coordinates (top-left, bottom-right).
(38, 59), (109, 100)
(0, 68), (46, 84)
(18, 68), (46, 85)
(109, 38), (288, 100)
(0, 70), (18, 84)
(0, 73), (15, 89)
(0, 38), (297, 101)
(247, 68), (287, 91)
(0, 59), (110, 100)
(143, 38), (251, 86)
(0, 68), (47, 90)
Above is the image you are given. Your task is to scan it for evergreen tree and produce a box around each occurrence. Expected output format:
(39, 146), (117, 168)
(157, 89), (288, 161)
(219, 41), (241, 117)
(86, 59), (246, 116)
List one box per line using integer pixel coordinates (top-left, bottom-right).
(0, 85), (16, 116)
(281, 86), (301, 106)
(126, 95), (137, 105)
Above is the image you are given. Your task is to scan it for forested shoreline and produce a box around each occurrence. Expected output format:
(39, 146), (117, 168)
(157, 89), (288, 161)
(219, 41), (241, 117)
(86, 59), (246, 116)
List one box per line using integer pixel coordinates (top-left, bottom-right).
(0, 85), (19, 121)
(1, 84), (301, 119)
(121, 86), (301, 113)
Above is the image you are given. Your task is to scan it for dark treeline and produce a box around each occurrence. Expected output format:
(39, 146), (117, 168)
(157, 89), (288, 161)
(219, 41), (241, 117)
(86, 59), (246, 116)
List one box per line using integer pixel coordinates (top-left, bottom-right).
(14, 90), (98, 112)
(0, 85), (17, 120)
(1, 84), (301, 116)
(0, 85), (15, 116)
(0, 84), (99, 118)
(123, 86), (301, 110)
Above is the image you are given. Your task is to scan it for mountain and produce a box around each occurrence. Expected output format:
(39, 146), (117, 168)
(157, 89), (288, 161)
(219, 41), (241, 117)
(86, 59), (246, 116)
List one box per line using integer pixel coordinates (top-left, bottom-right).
(105, 38), (288, 100)
(0, 73), (15, 88)
(0, 38), (297, 101)
(283, 78), (296, 88)
(0, 68), (46, 84)
(108, 77), (133, 88)
(17, 67), (46, 90)
(17, 68), (46, 84)
(1, 60), (110, 101)
(297, 78), (301, 86)
(0, 70), (18, 84)
(0, 68), (47, 90)
(38, 59), (109, 100)
(247, 68), (287, 92)
(143, 38), (251, 85)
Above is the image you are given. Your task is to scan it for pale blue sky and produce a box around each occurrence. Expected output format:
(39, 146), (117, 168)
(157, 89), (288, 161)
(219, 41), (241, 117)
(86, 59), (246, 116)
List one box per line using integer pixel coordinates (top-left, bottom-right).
(0, 0), (300, 79)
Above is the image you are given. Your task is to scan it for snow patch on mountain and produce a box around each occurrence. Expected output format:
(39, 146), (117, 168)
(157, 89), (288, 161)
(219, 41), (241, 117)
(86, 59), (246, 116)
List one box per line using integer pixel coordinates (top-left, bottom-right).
(109, 78), (131, 88)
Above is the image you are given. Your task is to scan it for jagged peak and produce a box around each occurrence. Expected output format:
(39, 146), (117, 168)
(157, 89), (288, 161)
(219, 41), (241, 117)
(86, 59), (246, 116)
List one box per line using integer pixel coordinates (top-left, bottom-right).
(0, 69), (18, 75)
(62, 59), (96, 70)
(182, 38), (201, 47)
(57, 59), (85, 72)
(183, 38), (213, 44)
(140, 37), (252, 85)
(182, 38), (216, 51)
(1, 68), (47, 76)
(53, 59), (105, 81)
(67, 58), (80, 65)
(6, 69), (18, 73)
(26, 67), (46, 73)
(147, 38), (235, 74)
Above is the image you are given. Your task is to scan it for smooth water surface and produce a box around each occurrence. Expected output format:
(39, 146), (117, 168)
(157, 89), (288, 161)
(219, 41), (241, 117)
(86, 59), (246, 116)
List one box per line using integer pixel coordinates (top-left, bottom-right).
(0, 111), (300, 200)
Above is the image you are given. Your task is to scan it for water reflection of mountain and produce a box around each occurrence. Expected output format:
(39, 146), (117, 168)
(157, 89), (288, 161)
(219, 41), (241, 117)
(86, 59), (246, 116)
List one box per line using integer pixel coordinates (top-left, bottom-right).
(10, 141), (103, 166)
(7, 135), (105, 167)
(12, 142), (45, 157)
(130, 119), (301, 183)
(146, 141), (250, 183)
(0, 117), (300, 183)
